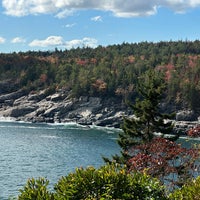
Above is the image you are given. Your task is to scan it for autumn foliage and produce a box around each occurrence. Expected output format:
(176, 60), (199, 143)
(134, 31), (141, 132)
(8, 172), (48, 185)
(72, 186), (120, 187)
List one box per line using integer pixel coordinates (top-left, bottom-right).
(187, 125), (200, 137)
(128, 137), (200, 189)
(109, 69), (200, 191)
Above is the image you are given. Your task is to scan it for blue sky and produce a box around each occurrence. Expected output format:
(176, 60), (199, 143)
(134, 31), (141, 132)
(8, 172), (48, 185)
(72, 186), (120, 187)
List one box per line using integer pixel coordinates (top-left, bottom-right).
(0, 0), (200, 53)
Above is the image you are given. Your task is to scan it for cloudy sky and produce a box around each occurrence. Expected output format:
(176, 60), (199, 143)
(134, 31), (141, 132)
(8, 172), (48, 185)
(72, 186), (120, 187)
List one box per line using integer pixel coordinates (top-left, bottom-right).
(0, 0), (200, 53)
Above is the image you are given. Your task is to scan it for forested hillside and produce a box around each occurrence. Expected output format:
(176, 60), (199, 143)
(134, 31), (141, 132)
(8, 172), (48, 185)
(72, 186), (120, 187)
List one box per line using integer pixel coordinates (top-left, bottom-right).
(1, 40), (200, 114)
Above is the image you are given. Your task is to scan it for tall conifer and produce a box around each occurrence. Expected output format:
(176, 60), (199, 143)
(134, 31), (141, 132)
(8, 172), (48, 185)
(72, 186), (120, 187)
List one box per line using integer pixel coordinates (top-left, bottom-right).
(109, 69), (178, 164)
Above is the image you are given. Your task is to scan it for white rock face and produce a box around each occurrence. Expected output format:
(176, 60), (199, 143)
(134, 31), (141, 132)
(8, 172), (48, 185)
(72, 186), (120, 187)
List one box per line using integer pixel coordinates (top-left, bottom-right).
(0, 89), (128, 127)
(0, 88), (198, 129)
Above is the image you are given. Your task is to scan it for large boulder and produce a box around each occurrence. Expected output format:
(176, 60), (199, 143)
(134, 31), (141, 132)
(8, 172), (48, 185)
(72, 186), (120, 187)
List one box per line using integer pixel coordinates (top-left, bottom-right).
(0, 89), (27, 103)
(2, 104), (38, 118)
(10, 105), (38, 118)
(27, 90), (48, 102)
(94, 111), (125, 128)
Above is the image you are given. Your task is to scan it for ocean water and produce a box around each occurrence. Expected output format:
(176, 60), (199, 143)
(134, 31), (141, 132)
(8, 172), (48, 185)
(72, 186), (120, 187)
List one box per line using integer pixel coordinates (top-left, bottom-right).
(0, 121), (120, 199)
(0, 121), (199, 199)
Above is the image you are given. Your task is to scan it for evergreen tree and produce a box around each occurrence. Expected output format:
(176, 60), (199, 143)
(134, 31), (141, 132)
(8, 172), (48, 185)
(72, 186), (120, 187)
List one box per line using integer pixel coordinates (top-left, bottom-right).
(108, 69), (178, 164)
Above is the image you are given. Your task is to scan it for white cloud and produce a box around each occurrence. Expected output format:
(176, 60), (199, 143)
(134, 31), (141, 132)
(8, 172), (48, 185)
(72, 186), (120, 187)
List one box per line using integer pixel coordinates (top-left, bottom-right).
(91, 16), (102, 22)
(158, 0), (200, 13)
(55, 9), (75, 18)
(2, 0), (200, 18)
(2, 0), (57, 16)
(29, 36), (98, 49)
(11, 37), (26, 43)
(65, 23), (76, 28)
(0, 37), (6, 44)
(65, 37), (98, 49)
(29, 36), (64, 47)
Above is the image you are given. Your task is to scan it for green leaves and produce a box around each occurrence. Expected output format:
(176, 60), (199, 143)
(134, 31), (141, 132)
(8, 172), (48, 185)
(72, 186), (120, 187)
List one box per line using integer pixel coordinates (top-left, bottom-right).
(18, 164), (167, 200)
(169, 176), (200, 200)
(18, 177), (53, 200)
(54, 164), (167, 200)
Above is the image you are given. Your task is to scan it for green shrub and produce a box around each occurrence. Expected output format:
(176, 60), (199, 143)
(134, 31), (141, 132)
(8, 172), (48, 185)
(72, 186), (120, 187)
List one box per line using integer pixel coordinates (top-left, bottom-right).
(54, 164), (167, 200)
(18, 164), (167, 200)
(18, 177), (53, 200)
(169, 176), (200, 200)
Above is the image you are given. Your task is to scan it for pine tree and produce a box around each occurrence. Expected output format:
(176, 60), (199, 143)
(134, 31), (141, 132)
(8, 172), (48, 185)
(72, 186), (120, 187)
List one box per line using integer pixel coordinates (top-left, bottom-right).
(109, 69), (178, 164)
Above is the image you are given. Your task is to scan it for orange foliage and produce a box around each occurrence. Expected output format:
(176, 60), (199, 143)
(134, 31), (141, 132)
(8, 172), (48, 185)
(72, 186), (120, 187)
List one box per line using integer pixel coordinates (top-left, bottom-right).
(90, 58), (97, 64)
(92, 79), (107, 92)
(128, 55), (135, 63)
(156, 64), (175, 81)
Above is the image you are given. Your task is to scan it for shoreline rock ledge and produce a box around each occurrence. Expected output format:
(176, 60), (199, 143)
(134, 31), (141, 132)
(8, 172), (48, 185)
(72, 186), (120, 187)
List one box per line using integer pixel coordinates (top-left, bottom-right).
(0, 89), (130, 128)
(0, 89), (199, 132)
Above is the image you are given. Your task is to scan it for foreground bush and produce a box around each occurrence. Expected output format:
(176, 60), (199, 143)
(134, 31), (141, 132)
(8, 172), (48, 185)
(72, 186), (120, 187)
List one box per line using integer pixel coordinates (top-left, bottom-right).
(18, 177), (53, 200)
(169, 176), (200, 200)
(18, 164), (167, 200)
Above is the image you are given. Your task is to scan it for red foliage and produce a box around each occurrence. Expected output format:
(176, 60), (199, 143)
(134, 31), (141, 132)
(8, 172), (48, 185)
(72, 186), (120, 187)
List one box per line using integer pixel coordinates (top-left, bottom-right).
(156, 64), (175, 81)
(76, 59), (88, 66)
(166, 63), (175, 71)
(165, 64), (175, 81)
(188, 55), (198, 68)
(187, 125), (200, 137)
(128, 137), (200, 188)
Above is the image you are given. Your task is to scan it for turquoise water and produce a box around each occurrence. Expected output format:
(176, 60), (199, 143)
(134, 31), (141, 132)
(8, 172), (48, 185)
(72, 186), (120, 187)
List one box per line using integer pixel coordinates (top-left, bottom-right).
(0, 121), (120, 199)
(0, 121), (199, 199)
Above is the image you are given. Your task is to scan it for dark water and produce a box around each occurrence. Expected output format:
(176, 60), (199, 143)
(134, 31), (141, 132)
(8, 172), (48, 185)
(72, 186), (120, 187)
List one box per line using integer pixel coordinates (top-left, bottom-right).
(0, 121), (120, 199)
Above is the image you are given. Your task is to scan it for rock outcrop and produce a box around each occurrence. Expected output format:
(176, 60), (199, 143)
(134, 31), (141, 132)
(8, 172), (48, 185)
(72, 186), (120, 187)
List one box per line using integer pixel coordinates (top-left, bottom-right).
(0, 89), (129, 128)
(0, 89), (199, 131)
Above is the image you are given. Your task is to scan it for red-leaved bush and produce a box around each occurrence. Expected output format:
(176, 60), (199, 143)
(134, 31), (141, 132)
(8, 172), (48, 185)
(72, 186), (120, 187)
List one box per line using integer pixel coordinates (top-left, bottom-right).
(128, 137), (200, 189)
(187, 125), (200, 137)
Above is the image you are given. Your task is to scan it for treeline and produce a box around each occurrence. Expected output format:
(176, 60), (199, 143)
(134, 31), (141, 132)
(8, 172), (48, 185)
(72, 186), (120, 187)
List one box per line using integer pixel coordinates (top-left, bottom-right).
(0, 40), (200, 112)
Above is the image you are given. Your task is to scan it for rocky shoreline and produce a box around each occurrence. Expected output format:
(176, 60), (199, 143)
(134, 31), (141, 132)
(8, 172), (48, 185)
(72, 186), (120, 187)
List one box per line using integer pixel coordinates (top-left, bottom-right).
(0, 89), (130, 128)
(0, 89), (199, 133)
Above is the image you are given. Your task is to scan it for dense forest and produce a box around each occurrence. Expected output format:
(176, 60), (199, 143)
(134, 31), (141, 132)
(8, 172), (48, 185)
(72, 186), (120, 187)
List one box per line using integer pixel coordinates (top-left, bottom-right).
(0, 40), (200, 113)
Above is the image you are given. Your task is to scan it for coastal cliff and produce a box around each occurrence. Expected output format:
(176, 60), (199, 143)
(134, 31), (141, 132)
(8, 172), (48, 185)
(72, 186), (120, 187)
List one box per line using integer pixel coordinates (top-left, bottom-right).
(0, 88), (199, 133)
(0, 88), (129, 128)
(0, 41), (200, 132)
